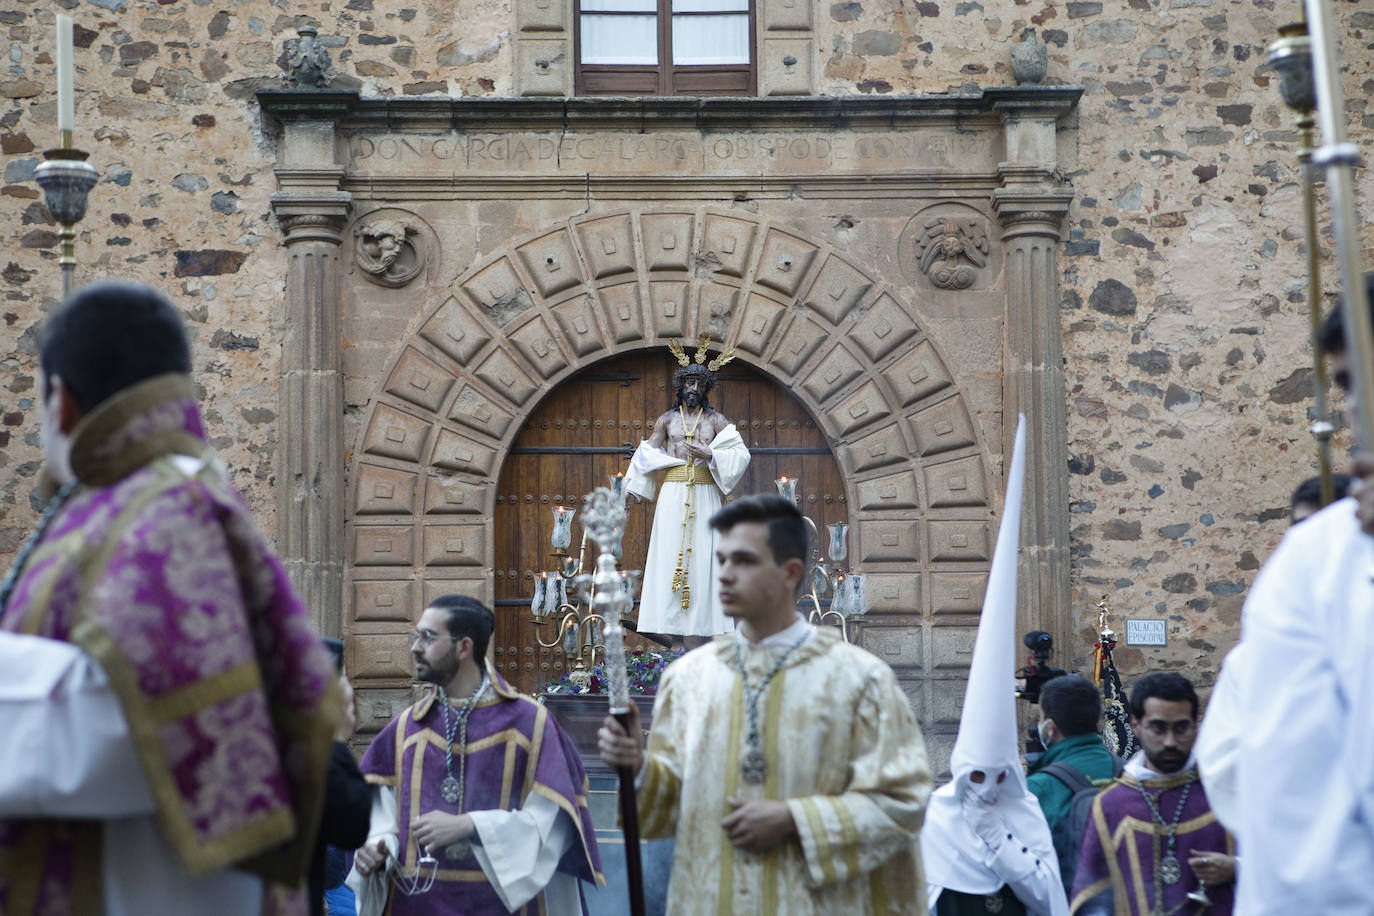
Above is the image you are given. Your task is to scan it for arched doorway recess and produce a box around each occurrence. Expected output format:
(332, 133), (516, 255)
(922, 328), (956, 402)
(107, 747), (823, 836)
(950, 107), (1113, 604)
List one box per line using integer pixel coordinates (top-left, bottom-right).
(344, 207), (997, 761)
(491, 350), (849, 694)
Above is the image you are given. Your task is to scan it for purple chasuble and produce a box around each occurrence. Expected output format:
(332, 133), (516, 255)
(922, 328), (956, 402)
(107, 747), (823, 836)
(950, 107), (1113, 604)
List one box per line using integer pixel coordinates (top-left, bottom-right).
(1070, 767), (1234, 915)
(0, 374), (335, 916)
(359, 666), (602, 916)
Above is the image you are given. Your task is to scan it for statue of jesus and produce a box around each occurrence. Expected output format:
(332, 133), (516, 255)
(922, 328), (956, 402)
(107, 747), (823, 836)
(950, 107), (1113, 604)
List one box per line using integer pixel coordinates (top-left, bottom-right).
(626, 343), (751, 651)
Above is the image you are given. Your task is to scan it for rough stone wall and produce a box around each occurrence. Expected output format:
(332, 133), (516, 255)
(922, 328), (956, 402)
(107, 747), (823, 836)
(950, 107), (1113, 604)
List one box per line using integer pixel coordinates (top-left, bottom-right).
(0, 0), (1371, 689)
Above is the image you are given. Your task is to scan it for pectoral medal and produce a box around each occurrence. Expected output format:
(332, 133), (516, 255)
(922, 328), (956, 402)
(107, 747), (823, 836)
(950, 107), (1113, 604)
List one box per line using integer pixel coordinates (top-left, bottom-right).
(740, 745), (767, 783)
(440, 776), (462, 804)
(1159, 854), (1182, 885)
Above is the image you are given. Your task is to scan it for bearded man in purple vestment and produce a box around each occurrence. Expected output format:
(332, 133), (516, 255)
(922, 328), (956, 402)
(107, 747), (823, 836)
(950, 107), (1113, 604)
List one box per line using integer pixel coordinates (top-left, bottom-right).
(1070, 673), (1236, 916)
(0, 283), (337, 916)
(348, 596), (602, 915)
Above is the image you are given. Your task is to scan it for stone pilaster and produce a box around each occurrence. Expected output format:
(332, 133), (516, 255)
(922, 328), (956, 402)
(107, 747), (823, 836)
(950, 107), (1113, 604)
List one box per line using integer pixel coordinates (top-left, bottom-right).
(990, 89), (1077, 658)
(265, 98), (356, 636)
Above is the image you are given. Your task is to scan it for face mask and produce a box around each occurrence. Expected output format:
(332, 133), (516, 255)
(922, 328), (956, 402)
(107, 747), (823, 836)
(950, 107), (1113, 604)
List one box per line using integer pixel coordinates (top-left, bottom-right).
(1037, 718), (1053, 750)
(40, 380), (74, 486)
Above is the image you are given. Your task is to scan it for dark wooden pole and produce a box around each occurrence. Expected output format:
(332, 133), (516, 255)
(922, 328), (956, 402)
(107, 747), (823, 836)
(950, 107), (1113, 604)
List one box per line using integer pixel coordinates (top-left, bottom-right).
(614, 709), (647, 916)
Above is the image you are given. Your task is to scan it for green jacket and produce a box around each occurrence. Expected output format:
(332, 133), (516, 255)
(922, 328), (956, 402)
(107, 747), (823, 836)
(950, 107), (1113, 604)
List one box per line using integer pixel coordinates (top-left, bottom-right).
(1025, 732), (1117, 834)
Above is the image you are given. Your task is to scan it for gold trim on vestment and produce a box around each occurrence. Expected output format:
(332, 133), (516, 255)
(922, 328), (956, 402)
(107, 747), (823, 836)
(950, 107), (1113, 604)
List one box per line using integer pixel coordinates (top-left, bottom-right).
(1069, 877), (1113, 914)
(145, 661), (261, 723)
(12, 536), (77, 636)
(835, 796), (862, 879)
(715, 673), (744, 915)
(402, 726), (534, 758)
(761, 667), (785, 910)
(662, 464), (712, 485)
(526, 702), (548, 801)
(67, 373), (202, 487)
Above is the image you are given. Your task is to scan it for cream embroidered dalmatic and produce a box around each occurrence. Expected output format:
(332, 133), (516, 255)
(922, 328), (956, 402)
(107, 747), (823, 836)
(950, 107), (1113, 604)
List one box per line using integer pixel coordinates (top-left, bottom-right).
(638, 627), (932, 915)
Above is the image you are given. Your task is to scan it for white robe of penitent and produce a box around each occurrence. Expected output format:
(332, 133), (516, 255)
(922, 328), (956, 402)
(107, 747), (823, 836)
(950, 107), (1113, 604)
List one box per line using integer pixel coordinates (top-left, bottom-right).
(0, 632), (262, 915)
(1234, 497), (1374, 915)
(626, 423), (750, 637)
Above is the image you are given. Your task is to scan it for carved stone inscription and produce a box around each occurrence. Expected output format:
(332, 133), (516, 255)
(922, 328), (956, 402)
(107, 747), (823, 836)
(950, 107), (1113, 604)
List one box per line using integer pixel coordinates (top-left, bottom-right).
(346, 130), (995, 175)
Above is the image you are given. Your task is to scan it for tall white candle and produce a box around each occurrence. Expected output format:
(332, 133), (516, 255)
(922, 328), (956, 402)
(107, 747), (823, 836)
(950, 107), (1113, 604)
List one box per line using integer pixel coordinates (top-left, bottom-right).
(56, 14), (74, 135)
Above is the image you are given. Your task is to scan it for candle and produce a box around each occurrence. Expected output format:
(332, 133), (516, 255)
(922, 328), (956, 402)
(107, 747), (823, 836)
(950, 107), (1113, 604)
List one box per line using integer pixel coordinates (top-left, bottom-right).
(775, 476), (797, 503)
(608, 472), (627, 505)
(56, 14), (74, 137)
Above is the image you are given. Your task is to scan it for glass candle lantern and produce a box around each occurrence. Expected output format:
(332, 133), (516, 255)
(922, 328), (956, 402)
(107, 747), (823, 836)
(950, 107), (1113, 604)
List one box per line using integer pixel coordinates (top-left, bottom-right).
(547, 573), (566, 617)
(775, 476), (798, 503)
(609, 473), (628, 505)
(831, 574), (851, 617)
(551, 506), (575, 551)
(531, 573), (549, 619)
(849, 573), (868, 616)
(827, 522), (849, 564)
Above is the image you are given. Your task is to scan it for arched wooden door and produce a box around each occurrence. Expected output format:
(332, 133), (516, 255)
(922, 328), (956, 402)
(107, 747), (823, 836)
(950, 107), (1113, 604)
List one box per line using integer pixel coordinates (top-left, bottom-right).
(492, 350), (848, 695)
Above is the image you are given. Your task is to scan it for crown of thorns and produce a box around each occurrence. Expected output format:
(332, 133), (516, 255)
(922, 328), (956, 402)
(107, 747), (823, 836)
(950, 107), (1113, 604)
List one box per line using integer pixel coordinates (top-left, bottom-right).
(673, 362), (716, 392)
(668, 334), (736, 373)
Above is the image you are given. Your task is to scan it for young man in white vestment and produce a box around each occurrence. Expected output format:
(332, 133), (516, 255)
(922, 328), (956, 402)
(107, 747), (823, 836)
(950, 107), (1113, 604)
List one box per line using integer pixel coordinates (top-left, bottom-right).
(599, 493), (933, 914)
(1229, 272), (1374, 916)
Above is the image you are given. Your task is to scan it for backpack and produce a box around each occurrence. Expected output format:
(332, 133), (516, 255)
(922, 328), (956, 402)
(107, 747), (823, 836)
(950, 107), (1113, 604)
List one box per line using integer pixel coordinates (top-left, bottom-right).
(1040, 756), (1125, 896)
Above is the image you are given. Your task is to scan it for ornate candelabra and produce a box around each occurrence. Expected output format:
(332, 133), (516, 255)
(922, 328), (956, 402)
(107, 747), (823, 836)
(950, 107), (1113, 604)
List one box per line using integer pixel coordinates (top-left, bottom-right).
(530, 475), (638, 686)
(774, 476), (867, 641)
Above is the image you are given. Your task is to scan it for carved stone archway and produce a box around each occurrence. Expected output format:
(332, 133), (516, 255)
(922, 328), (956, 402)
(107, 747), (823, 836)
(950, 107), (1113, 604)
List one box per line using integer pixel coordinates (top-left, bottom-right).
(344, 207), (999, 756)
(261, 91), (1082, 764)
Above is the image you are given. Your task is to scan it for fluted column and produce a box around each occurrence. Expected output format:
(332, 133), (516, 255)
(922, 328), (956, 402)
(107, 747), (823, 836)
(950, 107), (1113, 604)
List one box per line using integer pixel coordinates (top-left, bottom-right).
(268, 104), (355, 636)
(990, 90), (1077, 659)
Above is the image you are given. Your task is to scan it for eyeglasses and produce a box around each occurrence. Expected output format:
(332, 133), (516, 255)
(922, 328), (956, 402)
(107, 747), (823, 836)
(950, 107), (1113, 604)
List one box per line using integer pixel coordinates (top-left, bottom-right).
(407, 628), (459, 648)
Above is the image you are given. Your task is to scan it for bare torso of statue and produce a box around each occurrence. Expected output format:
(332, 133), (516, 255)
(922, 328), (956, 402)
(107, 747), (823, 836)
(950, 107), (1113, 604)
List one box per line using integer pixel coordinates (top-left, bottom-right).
(643, 369), (728, 463)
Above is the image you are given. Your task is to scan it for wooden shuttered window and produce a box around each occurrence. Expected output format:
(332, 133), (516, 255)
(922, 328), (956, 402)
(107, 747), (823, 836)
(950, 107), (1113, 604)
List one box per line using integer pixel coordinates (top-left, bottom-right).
(576, 0), (755, 95)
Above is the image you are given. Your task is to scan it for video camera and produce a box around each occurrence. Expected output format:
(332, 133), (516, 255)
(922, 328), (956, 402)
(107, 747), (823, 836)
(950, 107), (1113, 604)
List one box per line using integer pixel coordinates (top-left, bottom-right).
(1016, 630), (1067, 756)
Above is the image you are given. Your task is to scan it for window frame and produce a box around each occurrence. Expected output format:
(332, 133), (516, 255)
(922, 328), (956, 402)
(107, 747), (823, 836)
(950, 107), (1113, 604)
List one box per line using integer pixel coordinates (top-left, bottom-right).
(574, 0), (757, 96)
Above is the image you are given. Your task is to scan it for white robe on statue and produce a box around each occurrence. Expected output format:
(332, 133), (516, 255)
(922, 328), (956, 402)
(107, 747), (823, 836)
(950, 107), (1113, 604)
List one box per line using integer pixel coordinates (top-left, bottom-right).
(0, 632), (262, 915)
(626, 423), (750, 637)
(1234, 496), (1374, 916)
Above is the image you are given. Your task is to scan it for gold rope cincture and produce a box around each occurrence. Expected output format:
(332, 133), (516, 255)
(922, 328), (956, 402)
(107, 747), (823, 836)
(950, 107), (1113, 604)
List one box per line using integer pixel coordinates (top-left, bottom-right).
(670, 406), (704, 608)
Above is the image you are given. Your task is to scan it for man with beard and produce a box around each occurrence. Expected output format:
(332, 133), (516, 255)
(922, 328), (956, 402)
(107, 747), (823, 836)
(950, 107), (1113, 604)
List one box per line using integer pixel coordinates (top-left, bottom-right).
(626, 348), (751, 651)
(1070, 673), (1236, 916)
(348, 596), (601, 915)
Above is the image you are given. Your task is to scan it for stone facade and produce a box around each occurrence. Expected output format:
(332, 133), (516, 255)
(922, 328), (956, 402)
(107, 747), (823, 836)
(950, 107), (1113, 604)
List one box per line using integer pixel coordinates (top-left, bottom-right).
(0, 0), (1370, 709)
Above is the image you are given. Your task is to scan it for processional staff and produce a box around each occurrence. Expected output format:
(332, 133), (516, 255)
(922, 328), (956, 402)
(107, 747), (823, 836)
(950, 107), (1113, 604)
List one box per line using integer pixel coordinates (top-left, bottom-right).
(579, 485), (647, 916)
(34, 14), (98, 299)
(1293, 0), (1372, 451)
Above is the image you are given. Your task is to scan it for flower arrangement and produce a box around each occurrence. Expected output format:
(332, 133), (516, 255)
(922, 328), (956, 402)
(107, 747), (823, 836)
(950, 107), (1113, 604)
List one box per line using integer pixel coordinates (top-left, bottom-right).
(541, 649), (683, 697)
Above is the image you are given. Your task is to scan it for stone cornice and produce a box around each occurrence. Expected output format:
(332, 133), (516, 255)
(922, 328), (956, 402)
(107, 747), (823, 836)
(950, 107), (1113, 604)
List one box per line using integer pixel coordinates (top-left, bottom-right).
(257, 87), (1084, 131)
